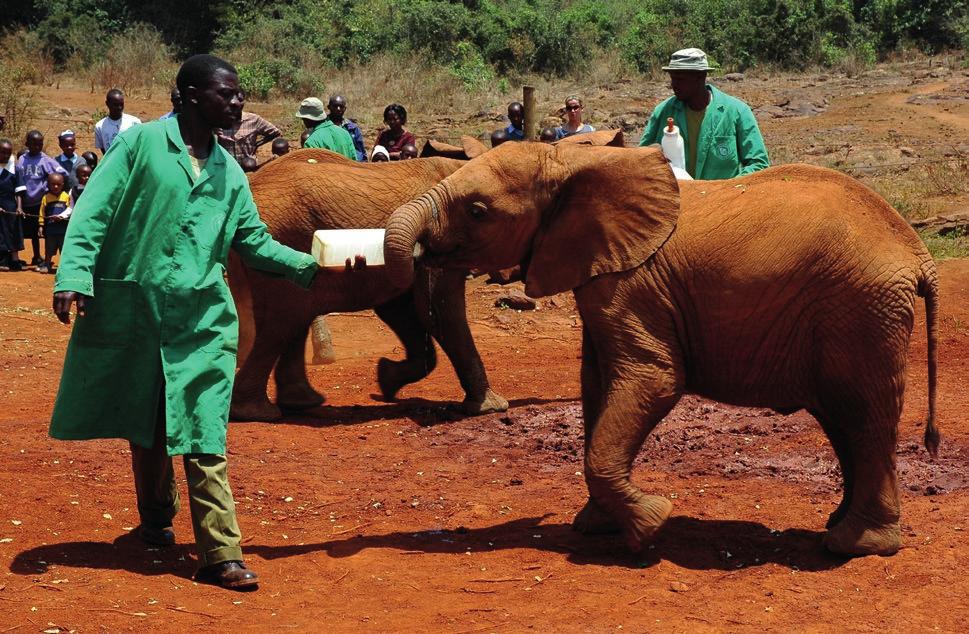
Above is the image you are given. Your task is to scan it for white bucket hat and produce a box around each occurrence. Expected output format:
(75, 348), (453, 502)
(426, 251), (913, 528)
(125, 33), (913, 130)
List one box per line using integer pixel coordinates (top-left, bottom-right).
(371, 145), (390, 161)
(662, 48), (717, 72)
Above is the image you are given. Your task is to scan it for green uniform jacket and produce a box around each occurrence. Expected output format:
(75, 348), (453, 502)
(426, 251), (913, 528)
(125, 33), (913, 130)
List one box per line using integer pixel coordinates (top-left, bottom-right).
(50, 117), (318, 455)
(304, 120), (357, 159)
(639, 85), (769, 180)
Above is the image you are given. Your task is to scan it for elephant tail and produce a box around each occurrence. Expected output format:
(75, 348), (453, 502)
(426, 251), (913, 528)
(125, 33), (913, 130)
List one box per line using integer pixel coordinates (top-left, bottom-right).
(227, 251), (256, 368)
(919, 264), (940, 459)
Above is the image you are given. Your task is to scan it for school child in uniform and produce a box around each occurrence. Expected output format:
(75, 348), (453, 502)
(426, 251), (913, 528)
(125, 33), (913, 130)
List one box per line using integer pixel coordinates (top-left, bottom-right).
(37, 173), (70, 273)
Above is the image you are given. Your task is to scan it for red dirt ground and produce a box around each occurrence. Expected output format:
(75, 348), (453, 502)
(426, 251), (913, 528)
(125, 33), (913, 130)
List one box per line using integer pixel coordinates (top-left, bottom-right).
(2, 64), (969, 630)
(1, 257), (968, 632)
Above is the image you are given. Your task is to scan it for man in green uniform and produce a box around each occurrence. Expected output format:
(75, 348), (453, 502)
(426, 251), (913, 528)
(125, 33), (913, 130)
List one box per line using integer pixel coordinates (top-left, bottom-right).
(51, 55), (329, 590)
(296, 97), (356, 160)
(639, 48), (769, 180)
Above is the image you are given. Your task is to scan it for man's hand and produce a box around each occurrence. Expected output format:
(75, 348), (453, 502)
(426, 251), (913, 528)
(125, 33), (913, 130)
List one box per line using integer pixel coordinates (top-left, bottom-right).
(344, 254), (367, 272)
(53, 291), (89, 325)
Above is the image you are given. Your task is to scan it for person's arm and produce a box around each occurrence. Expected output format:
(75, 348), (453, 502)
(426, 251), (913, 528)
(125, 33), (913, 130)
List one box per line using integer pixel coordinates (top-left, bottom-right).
(53, 137), (132, 298)
(254, 116), (282, 149)
(38, 197), (46, 229)
(735, 104), (770, 175)
(231, 183), (319, 289)
(94, 123), (105, 153)
(11, 163), (25, 215)
(351, 126), (367, 162)
(639, 107), (663, 147)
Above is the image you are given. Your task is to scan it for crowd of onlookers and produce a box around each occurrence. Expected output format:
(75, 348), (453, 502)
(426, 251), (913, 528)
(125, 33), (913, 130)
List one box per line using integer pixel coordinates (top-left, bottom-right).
(0, 86), (602, 273)
(1, 47), (770, 274)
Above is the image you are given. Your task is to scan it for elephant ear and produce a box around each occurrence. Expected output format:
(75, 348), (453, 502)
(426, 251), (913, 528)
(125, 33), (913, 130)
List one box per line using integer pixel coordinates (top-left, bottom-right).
(554, 129), (625, 148)
(462, 135), (489, 158)
(524, 146), (680, 298)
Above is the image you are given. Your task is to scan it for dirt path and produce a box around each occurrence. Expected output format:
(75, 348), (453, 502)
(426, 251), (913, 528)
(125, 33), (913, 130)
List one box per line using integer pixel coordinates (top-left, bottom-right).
(1, 257), (968, 631)
(2, 64), (969, 631)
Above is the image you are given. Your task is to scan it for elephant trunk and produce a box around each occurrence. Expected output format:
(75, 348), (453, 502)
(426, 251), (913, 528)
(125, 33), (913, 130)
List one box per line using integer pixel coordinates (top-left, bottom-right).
(384, 188), (441, 289)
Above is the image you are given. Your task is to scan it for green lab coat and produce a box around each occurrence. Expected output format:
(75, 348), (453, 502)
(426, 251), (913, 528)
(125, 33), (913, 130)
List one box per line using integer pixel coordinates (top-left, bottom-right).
(303, 120), (357, 160)
(639, 85), (770, 180)
(50, 117), (318, 455)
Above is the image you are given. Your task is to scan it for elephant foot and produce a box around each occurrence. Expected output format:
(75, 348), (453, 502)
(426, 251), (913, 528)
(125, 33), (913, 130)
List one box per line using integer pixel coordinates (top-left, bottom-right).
(572, 497), (621, 535)
(230, 397), (283, 422)
(621, 495), (674, 553)
(276, 384), (325, 411)
(377, 357), (429, 401)
(823, 514), (901, 557)
(462, 389), (509, 415)
(825, 499), (850, 529)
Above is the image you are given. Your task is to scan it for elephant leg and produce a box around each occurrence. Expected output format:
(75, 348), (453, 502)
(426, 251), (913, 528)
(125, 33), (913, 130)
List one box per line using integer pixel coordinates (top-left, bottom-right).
(231, 326), (288, 422)
(374, 290), (438, 400)
(274, 327), (325, 410)
(583, 363), (683, 552)
(811, 408), (855, 529)
(819, 383), (903, 557)
(573, 326), (621, 535)
(416, 267), (508, 415)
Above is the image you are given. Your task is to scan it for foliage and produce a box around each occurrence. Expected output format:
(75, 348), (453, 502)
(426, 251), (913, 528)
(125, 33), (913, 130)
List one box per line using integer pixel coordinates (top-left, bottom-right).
(85, 24), (176, 97)
(449, 42), (495, 91)
(0, 60), (40, 143)
(3, 0), (967, 95)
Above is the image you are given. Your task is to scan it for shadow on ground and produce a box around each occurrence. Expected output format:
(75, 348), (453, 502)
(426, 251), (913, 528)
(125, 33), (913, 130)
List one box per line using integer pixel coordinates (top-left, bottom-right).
(247, 514), (847, 573)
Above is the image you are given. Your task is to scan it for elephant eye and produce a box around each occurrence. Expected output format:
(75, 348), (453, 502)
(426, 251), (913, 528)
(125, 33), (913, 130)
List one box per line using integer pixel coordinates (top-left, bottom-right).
(469, 201), (488, 219)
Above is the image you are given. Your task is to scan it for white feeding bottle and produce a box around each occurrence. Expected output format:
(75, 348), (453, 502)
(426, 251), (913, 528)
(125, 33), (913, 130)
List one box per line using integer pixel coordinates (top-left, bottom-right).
(661, 117), (686, 172)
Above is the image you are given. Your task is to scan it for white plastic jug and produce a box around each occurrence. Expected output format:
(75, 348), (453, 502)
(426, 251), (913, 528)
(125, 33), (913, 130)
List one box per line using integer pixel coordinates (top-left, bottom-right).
(310, 228), (423, 268)
(661, 117), (686, 172)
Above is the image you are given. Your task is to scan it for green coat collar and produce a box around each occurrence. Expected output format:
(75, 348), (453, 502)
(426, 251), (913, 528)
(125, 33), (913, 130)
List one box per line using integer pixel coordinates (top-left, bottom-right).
(163, 115), (226, 191)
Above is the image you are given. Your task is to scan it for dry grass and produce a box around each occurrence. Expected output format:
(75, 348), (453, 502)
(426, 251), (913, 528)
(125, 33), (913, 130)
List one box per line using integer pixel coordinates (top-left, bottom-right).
(84, 25), (178, 99)
(867, 159), (969, 222)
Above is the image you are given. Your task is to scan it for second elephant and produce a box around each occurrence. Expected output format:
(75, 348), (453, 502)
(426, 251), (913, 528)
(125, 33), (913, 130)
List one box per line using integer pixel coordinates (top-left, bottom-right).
(229, 149), (508, 421)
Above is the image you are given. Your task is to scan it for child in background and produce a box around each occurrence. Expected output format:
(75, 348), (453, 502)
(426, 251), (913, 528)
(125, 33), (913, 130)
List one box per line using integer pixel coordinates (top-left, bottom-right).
(54, 130), (87, 189)
(0, 138), (24, 271)
(490, 129), (510, 147)
(399, 143), (418, 160)
(239, 156), (258, 173)
(37, 172), (70, 273)
(15, 130), (67, 267)
(81, 151), (98, 170)
(70, 163), (92, 208)
(271, 138), (290, 158)
(539, 127), (558, 143)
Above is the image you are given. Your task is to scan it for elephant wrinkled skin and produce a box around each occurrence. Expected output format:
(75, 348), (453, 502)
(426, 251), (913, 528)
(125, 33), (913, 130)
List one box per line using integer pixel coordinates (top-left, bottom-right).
(228, 149), (509, 422)
(383, 142), (941, 558)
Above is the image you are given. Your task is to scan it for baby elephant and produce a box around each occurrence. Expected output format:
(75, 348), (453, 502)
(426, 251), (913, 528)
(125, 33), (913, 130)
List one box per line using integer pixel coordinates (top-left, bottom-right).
(383, 143), (940, 558)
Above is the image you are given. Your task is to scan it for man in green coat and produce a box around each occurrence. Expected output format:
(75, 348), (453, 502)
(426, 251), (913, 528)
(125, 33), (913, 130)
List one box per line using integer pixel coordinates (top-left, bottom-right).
(639, 48), (769, 180)
(51, 55), (325, 590)
(296, 97), (357, 159)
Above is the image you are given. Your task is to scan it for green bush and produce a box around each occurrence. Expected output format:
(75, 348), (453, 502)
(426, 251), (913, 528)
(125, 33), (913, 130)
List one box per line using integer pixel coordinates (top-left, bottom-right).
(619, 10), (676, 74)
(6, 0), (969, 89)
(450, 41), (496, 91)
(237, 62), (276, 101)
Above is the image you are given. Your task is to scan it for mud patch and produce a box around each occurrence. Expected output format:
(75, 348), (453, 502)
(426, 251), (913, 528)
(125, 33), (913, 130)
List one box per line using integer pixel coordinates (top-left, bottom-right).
(440, 395), (969, 496)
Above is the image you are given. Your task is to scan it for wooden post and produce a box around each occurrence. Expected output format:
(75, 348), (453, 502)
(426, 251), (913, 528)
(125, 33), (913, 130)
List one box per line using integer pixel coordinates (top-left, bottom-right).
(523, 85), (536, 141)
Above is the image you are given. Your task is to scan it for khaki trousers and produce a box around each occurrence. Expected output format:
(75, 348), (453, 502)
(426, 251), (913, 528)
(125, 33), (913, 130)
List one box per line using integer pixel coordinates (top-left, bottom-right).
(130, 401), (243, 567)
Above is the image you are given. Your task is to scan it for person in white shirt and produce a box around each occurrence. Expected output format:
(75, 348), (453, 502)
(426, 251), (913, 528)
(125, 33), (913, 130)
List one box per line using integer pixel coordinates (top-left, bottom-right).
(94, 89), (141, 154)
